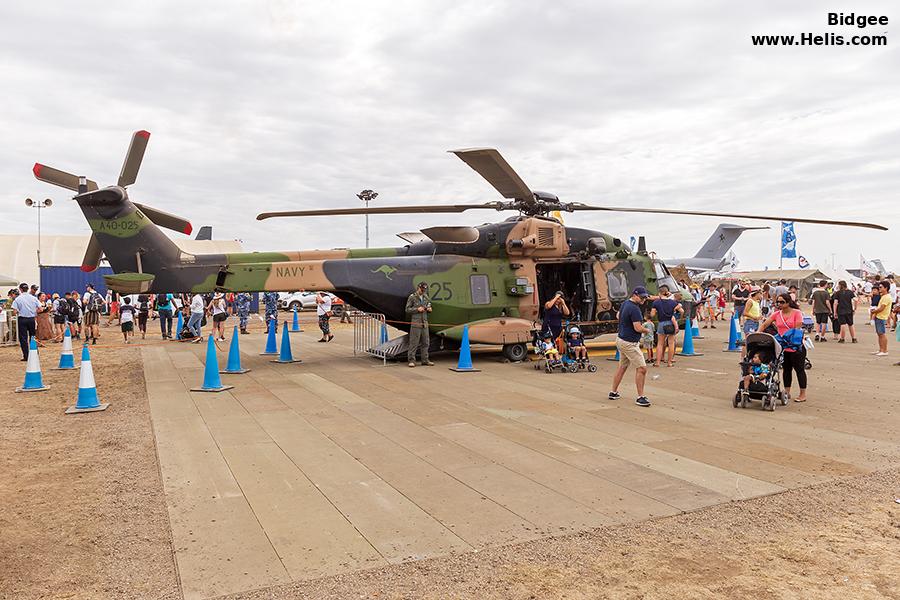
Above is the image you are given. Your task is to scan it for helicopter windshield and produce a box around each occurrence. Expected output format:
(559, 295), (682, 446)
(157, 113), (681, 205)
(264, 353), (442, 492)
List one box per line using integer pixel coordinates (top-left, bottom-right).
(653, 261), (680, 292)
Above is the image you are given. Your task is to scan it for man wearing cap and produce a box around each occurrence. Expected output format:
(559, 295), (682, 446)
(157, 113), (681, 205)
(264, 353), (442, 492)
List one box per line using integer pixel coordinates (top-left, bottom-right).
(406, 282), (434, 367)
(11, 282), (40, 361)
(609, 287), (652, 407)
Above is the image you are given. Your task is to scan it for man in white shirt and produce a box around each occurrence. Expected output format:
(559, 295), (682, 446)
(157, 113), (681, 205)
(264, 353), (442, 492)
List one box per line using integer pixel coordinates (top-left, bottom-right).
(11, 283), (41, 360)
(188, 293), (205, 342)
(316, 292), (333, 342)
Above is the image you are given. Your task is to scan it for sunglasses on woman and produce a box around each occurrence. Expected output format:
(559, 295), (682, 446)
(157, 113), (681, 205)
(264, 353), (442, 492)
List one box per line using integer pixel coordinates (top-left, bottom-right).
(775, 300), (786, 305)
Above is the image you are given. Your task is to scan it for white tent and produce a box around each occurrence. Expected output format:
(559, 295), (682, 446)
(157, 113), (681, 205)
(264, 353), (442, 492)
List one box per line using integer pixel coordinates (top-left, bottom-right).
(0, 234), (245, 285)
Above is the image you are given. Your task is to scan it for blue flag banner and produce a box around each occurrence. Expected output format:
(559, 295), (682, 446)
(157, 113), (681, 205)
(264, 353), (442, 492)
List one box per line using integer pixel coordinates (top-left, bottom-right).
(781, 222), (797, 258)
(629, 236), (637, 250)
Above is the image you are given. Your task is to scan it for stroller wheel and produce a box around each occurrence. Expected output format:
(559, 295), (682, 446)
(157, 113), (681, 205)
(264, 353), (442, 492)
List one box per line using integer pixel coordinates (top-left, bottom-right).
(763, 395), (775, 411)
(568, 365), (579, 373)
(740, 391), (749, 409)
(779, 391), (789, 406)
(805, 358), (812, 370)
(588, 364), (598, 373)
(733, 392), (741, 408)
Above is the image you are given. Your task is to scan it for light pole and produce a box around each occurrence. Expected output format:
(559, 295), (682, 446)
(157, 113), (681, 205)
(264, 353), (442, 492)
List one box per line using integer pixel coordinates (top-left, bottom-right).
(356, 189), (378, 248)
(25, 198), (53, 268)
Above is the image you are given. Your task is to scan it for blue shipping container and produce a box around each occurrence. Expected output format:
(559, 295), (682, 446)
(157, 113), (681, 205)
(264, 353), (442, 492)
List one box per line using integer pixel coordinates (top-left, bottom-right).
(40, 266), (259, 311)
(40, 266), (115, 297)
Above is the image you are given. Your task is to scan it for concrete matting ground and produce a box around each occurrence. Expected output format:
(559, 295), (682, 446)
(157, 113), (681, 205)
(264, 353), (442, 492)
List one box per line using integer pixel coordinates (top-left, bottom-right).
(142, 319), (900, 599)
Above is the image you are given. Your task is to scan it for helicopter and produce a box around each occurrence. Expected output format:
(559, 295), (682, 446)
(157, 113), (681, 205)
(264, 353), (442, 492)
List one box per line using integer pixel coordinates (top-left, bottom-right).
(32, 131), (887, 361)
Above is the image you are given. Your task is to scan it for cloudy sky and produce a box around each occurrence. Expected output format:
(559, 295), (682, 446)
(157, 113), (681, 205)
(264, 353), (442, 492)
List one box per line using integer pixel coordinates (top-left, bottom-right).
(2, 1), (897, 272)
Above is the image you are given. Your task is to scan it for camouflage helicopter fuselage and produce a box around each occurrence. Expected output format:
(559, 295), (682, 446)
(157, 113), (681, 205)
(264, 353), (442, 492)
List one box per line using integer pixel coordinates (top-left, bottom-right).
(83, 186), (690, 347)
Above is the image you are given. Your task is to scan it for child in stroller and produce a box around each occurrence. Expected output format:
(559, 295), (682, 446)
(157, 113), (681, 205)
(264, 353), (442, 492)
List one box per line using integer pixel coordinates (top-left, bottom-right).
(734, 332), (788, 411)
(564, 325), (598, 373)
(533, 331), (564, 373)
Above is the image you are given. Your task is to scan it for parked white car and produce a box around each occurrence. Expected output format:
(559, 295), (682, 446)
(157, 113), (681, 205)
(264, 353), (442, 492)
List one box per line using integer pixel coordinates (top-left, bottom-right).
(278, 291), (344, 315)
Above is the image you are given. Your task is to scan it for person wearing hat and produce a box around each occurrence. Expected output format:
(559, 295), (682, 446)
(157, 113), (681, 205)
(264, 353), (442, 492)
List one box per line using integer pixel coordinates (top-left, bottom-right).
(541, 291), (571, 342)
(609, 287), (653, 407)
(405, 282), (434, 367)
(208, 292), (228, 341)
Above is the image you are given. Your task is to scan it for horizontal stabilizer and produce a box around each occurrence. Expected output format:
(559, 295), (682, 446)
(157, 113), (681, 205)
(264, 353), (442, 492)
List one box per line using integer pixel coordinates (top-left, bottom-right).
(103, 272), (155, 294)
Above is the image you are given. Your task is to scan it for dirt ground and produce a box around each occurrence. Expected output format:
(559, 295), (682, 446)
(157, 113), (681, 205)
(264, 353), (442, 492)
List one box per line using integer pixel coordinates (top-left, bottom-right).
(224, 467), (900, 600)
(1, 324), (899, 600)
(0, 336), (179, 600)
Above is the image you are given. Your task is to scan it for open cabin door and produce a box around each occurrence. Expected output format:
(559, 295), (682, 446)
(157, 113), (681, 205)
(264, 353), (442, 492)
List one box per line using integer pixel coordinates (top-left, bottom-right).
(534, 260), (596, 323)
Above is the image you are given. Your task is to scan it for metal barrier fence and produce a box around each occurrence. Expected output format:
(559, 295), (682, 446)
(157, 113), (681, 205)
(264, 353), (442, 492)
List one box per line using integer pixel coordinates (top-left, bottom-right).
(351, 311), (388, 365)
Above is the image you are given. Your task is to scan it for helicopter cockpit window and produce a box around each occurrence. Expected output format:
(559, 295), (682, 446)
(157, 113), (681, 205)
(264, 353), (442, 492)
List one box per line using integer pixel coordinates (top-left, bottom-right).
(607, 269), (629, 299)
(470, 274), (491, 305)
(653, 261), (679, 291)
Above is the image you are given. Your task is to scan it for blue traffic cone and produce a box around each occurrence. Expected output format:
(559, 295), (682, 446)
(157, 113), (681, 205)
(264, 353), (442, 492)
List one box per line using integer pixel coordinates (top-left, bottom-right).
(724, 316), (741, 352)
(16, 338), (49, 392)
(735, 315), (744, 344)
(450, 325), (480, 372)
(691, 317), (703, 340)
(260, 316), (278, 355)
(290, 308), (303, 332)
(56, 327), (77, 370)
(380, 322), (389, 344)
(272, 321), (302, 363)
(221, 325), (250, 374)
(896, 325), (900, 342)
(191, 335), (234, 392)
(65, 344), (109, 413)
(174, 311), (184, 340)
(607, 347), (620, 361)
(677, 317), (703, 356)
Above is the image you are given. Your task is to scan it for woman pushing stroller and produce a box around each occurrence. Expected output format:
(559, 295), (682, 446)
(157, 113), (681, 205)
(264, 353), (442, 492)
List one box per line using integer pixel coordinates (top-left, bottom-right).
(759, 292), (808, 403)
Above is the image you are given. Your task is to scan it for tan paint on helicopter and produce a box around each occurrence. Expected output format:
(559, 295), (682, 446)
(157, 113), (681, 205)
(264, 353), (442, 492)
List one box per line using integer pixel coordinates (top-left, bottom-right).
(505, 218), (569, 258)
(439, 317), (535, 345)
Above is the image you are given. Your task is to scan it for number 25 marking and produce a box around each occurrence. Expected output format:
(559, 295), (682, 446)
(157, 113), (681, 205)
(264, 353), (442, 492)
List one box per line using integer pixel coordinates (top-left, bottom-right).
(429, 282), (452, 301)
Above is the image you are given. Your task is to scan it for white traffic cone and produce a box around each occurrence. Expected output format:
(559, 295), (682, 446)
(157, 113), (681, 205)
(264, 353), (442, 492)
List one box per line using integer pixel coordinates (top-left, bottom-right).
(55, 327), (77, 370)
(16, 338), (49, 392)
(65, 344), (109, 414)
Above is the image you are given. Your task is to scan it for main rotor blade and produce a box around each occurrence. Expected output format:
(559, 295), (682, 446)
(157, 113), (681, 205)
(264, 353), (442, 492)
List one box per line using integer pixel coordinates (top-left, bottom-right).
(567, 204), (888, 231)
(33, 163), (98, 192)
(256, 202), (506, 220)
(81, 234), (103, 272)
(450, 148), (534, 201)
(118, 130), (151, 187)
(133, 202), (193, 235)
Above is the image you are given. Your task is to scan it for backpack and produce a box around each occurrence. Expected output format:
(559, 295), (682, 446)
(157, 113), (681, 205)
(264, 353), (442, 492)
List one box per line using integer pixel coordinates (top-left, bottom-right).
(87, 292), (104, 312)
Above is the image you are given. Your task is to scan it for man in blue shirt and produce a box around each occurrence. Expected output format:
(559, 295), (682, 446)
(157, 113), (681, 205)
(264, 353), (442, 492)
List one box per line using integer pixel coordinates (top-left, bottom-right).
(609, 286), (652, 407)
(11, 282), (40, 360)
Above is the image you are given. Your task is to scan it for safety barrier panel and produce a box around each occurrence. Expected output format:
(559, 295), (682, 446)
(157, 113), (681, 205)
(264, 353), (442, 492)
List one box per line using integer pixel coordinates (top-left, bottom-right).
(351, 311), (388, 365)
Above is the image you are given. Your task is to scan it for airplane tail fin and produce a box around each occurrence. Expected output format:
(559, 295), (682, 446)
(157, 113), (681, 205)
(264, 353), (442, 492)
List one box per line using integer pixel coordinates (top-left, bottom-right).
(693, 224), (768, 261)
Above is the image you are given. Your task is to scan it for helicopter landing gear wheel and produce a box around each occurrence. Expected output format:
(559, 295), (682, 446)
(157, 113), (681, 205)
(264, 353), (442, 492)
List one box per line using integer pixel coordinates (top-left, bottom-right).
(503, 342), (528, 362)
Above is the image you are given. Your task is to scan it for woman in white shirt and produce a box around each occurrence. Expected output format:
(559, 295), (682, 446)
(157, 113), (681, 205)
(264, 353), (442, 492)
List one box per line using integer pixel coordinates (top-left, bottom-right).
(208, 293), (228, 341)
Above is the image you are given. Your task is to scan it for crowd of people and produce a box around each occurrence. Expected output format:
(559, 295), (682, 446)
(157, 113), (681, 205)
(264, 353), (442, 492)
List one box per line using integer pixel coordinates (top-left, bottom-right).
(605, 274), (897, 407)
(3, 283), (351, 360)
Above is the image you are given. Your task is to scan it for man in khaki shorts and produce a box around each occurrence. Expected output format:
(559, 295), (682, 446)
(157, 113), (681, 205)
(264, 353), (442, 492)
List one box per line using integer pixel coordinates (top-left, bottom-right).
(609, 286), (652, 407)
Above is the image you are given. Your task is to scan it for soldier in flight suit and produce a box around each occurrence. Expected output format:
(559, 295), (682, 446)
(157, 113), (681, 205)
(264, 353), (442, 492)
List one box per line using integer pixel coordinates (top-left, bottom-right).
(405, 282), (434, 367)
(263, 291), (279, 333)
(236, 292), (252, 334)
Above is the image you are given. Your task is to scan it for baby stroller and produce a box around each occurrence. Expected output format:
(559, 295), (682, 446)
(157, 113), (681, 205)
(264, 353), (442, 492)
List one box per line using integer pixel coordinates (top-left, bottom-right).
(733, 332), (788, 411)
(561, 324), (598, 373)
(531, 329), (566, 373)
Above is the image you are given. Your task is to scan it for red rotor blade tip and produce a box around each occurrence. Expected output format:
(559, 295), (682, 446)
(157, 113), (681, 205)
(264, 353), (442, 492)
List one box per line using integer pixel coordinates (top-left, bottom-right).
(183, 223), (193, 235)
(136, 130), (151, 139)
(33, 163), (43, 178)
(81, 264), (97, 273)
